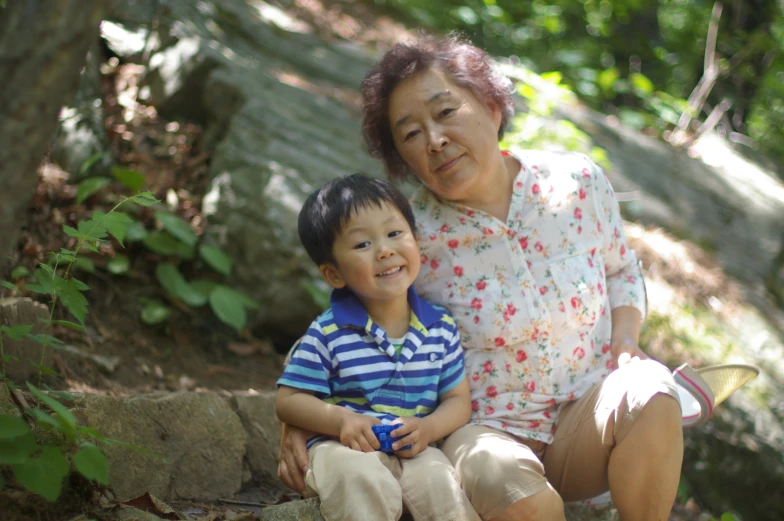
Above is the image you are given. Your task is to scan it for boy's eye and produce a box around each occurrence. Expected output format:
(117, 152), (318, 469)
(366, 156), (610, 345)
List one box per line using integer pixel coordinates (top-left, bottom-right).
(353, 241), (370, 249)
(388, 230), (402, 238)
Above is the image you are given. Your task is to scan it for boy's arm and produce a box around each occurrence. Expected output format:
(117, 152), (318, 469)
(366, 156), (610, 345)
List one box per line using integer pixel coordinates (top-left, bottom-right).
(276, 385), (382, 452)
(420, 376), (472, 442)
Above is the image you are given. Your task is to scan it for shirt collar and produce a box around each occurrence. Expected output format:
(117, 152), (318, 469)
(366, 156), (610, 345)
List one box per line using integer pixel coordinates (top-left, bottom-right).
(330, 286), (442, 331)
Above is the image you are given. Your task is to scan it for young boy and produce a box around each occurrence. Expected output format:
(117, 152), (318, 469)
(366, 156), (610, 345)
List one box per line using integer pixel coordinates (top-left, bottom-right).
(276, 174), (478, 521)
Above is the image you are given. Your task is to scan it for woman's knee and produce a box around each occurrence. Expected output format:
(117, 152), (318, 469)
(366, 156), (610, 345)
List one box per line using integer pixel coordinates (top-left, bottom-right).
(489, 484), (565, 521)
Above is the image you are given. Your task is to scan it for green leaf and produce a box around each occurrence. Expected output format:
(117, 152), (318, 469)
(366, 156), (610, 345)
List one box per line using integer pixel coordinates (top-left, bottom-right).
(630, 72), (655, 96)
(155, 263), (207, 307)
(143, 231), (194, 259)
(125, 220), (148, 242)
(24, 284), (49, 294)
(0, 416), (31, 439)
(33, 267), (56, 294)
(216, 285), (261, 311)
(198, 244), (233, 276)
(0, 324), (33, 341)
(93, 210), (133, 247)
(0, 431), (37, 464)
(30, 409), (60, 431)
(13, 446), (69, 501)
(72, 257), (96, 274)
(1, 281), (15, 290)
(139, 300), (171, 326)
(155, 211), (198, 247)
(112, 166), (145, 192)
(29, 361), (60, 377)
(107, 255), (130, 275)
(26, 384), (77, 431)
(52, 319), (85, 332)
(598, 67), (620, 96)
(55, 277), (88, 324)
(720, 514), (740, 521)
(75, 177), (112, 204)
(78, 152), (106, 175)
(190, 279), (218, 298)
(209, 286), (247, 332)
(77, 219), (108, 242)
(128, 191), (158, 207)
(26, 334), (64, 348)
(73, 443), (109, 484)
(10, 266), (31, 280)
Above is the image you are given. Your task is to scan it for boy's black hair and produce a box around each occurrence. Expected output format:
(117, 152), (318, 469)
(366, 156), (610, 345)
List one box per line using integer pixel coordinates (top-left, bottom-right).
(298, 173), (417, 266)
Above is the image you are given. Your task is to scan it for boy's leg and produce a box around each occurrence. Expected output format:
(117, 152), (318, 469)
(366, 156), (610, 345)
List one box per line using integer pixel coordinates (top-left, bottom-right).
(305, 440), (403, 521)
(397, 447), (481, 521)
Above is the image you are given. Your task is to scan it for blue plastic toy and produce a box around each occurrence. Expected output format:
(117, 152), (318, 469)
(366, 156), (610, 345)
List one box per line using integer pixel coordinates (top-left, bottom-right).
(372, 424), (411, 453)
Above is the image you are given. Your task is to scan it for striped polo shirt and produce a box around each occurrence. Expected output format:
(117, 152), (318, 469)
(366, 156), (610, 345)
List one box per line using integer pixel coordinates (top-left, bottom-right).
(277, 286), (466, 439)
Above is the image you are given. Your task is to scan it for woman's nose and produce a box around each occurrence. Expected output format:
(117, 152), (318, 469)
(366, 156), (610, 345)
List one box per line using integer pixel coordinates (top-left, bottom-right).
(427, 127), (449, 153)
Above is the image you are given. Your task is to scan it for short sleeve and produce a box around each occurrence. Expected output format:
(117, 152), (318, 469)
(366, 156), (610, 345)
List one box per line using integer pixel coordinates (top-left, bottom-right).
(436, 313), (466, 395)
(276, 321), (332, 397)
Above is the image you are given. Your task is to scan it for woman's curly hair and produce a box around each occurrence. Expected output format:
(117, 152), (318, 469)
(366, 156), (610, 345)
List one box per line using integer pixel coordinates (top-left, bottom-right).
(361, 33), (515, 182)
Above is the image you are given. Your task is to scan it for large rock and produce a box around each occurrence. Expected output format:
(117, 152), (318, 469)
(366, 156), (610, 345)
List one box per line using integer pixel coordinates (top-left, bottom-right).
(258, 497), (620, 521)
(71, 391), (248, 501)
(230, 390), (281, 484)
(0, 297), (56, 385)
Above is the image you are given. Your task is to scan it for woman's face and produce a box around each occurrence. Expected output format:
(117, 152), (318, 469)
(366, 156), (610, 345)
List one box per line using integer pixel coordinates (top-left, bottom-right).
(388, 67), (503, 203)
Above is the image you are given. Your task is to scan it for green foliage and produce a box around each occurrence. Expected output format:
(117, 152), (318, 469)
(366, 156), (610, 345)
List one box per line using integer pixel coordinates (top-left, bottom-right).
(0, 192), (158, 501)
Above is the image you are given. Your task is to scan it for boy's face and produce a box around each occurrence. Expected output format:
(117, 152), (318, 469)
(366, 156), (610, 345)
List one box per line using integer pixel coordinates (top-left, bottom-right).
(320, 203), (420, 306)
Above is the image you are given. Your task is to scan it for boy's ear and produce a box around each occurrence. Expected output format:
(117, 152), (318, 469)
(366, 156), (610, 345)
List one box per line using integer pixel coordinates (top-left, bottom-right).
(319, 263), (347, 289)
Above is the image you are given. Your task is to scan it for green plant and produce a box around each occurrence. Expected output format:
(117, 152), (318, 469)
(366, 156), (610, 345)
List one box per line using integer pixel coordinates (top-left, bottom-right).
(0, 191), (158, 501)
(72, 167), (260, 331)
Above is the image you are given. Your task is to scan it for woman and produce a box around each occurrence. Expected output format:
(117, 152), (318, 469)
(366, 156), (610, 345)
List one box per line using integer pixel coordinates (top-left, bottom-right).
(279, 35), (683, 521)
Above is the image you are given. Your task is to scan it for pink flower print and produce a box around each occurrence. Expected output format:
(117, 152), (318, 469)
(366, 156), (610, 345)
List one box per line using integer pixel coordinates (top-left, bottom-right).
(582, 168), (590, 178)
(430, 258), (440, 270)
(454, 266), (463, 276)
(502, 311), (510, 323)
(506, 229), (516, 239)
(440, 224), (449, 233)
(471, 298), (483, 310)
(559, 302), (566, 313)
(530, 328), (539, 341)
(483, 361), (494, 374)
(547, 399), (557, 408)
(573, 347), (585, 359)
(627, 275), (636, 283)
(606, 359), (616, 370)
(494, 337), (506, 347)
(473, 315), (480, 324)
(571, 297), (582, 309)
(459, 217), (466, 224)
(486, 385), (498, 398)
(598, 283), (604, 295)
(539, 286), (548, 295)
(525, 381), (536, 393)
(535, 241), (543, 252)
(429, 234), (437, 241)
(472, 400), (479, 412)
(448, 239), (459, 249)
(482, 227), (494, 236)
(506, 304), (517, 316)
(530, 421), (541, 428)
(620, 244), (626, 256)
(532, 183), (541, 194)
(471, 373), (480, 382)
(484, 406), (495, 415)
(505, 363), (512, 372)
(590, 247), (596, 257)
(614, 228), (620, 239)
(519, 237), (528, 249)
(577, 226), (582, 235)
(597, 222), (602, 233)
(588, 257), (594, 268)
(420, 254), (429, 263)
(476, 280), (487, 290)
(544, 410), (551, 419)
(516, 350), (527, 363)
(574, 207), (583, 220)
(579, 188), (586, 200)
(506, 403), (514, 411)
(466, 209), (475, 217)
(568, 392), (575, 400)
(602, 343), (611, 353)
(515, 181), (523, 189)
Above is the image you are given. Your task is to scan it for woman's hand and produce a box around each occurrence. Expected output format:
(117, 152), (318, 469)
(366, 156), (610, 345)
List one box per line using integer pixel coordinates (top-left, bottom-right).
(610, 305), (648, 368)
(338, 412), (382, 452)
(278, 423), (312, 494)
(390, 416), (434, 458)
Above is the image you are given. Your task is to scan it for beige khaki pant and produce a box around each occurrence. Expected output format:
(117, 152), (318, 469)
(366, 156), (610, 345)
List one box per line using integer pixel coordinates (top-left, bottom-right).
(305, 441), (481, 521)
(440, 360), (681, 519)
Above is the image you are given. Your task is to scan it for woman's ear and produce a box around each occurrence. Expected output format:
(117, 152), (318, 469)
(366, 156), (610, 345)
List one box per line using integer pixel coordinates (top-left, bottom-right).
(319, 263), (346, 289)
(486, 100), (503, 133)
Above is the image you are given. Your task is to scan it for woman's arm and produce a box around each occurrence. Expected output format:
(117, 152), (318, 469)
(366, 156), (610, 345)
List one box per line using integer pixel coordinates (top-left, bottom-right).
(611, 305), (647, 365)
(278, 422), (312, 493)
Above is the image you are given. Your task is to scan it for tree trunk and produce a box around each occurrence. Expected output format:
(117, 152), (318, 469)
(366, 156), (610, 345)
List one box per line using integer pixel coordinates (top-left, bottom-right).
(0, 0), (106, 274)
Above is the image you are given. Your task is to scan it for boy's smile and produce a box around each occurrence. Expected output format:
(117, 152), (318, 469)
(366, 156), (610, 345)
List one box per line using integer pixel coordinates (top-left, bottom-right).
(320, 202), (420, 309)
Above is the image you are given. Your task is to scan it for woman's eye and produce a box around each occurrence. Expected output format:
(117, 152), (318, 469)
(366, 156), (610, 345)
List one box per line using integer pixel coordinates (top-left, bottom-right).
(439, 107), (456, 118)
(404, 129), (419, 141)
(388, 230), (402, 238)
(353, 241), (370, 249)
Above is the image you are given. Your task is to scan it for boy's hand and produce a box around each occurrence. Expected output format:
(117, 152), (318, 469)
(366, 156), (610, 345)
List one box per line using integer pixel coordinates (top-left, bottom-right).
(339, 412), (382, 452)
(390, 417), (433, 458)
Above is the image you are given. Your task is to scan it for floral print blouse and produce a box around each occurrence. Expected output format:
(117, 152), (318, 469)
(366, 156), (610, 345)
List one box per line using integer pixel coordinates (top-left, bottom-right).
(412, 150), (647, 443)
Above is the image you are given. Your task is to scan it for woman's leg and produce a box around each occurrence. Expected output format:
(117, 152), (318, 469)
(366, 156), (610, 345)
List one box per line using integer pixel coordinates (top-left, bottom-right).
(544, 359), (683, 521)
(397, 447), (481, 521)
(306, 440), (403, 521)
(440, 424), (566, 521)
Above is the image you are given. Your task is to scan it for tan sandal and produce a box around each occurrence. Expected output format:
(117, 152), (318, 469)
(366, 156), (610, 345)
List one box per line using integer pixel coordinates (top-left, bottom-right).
(673, 363), (760, 427)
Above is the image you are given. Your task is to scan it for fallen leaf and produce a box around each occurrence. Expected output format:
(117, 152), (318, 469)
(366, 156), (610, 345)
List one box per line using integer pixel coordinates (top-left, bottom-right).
(118, 492), (183, 520)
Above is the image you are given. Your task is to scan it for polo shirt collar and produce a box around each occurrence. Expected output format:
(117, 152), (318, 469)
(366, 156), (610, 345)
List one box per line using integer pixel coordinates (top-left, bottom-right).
(330, 286), (442, 331)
